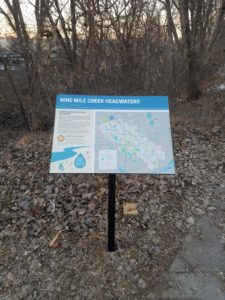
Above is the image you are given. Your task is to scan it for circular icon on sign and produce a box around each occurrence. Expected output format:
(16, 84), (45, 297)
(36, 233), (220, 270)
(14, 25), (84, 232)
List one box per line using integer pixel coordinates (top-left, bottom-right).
(57, 135), (65, 142)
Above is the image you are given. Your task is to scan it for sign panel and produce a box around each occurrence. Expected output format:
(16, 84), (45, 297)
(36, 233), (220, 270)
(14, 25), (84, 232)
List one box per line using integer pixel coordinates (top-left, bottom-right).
(50, 95), (175, 174)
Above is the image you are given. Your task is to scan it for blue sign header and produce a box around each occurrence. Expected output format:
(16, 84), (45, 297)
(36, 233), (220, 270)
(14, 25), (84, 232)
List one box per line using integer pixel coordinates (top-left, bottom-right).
(56, 95), (168, 110)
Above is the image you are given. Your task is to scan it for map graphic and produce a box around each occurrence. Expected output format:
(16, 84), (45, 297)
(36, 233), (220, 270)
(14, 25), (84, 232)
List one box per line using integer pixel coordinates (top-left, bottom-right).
(95, 112), (174, 174)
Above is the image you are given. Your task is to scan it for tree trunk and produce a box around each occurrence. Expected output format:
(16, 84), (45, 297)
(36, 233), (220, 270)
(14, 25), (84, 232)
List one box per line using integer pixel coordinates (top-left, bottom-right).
(179, 0), (200, 100)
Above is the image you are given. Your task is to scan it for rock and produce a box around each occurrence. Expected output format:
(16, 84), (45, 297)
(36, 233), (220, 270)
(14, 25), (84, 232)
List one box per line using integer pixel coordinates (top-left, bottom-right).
(32, 289), (39, 298)
(21, 284), (30, 297)
(147, 292), (155, 299)
(195, 208), (204, 215)
(117, 265), (124, 273)
(203, 199), (209, 207)
(186, 216), (195, 225)
(20, 185), (27, 191)
(211, 126), (220, 133)
(148, 230), (156, 236)
(152, 237), (160, 245)
(82, 193), (93, 200)
(88, 203), (95, 211)
(138, 278), (147, 289)
(208, 206), (216, 211)
(78, 209), (86, 216)
(125, 264), (132, 272)
(47, 201), (55, 213)
(176, 221), (182, 229)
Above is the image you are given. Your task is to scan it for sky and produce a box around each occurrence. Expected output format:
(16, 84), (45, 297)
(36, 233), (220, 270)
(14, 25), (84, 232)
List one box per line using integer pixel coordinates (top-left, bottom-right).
(0, 0), (167, 38)
(0, 1), (36, 37)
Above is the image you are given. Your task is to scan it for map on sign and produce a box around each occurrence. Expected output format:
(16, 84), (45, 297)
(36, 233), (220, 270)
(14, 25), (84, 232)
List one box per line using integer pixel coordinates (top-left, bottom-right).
(50, 95), (175, 174)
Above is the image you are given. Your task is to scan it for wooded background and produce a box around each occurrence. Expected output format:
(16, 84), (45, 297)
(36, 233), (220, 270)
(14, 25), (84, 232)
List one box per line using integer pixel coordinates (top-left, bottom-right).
(0, 0), (225, 130)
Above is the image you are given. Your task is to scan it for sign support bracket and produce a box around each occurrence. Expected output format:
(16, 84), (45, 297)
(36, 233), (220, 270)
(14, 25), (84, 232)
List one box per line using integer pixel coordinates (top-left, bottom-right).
(108, 174), (116, 251)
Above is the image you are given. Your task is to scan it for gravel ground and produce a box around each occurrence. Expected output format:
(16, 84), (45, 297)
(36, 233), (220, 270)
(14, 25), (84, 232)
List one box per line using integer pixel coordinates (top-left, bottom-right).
(0, 88), (225, 299)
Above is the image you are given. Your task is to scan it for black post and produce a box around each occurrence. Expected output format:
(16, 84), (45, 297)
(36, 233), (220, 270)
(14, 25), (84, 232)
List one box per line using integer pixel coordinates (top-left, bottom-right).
(108, 174), (116, 251)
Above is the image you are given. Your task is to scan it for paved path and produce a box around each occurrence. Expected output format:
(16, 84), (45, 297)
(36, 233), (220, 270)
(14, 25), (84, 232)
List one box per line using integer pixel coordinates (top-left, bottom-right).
(160, 196), (225, 300)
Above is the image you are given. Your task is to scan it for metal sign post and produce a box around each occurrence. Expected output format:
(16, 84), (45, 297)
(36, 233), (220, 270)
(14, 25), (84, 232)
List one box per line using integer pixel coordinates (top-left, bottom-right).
(108, 174), (116, 251)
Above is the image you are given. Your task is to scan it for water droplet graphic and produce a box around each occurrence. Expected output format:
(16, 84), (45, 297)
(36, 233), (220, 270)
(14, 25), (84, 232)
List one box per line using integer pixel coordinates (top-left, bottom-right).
(74, 154), (86, 168)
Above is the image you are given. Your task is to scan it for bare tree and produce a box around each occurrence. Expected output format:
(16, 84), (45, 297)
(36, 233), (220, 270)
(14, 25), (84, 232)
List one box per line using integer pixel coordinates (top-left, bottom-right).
(1, 0), (225, 130)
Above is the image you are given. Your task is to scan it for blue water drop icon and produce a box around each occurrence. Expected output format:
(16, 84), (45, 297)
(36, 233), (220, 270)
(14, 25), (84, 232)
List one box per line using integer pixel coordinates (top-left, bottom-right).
(74, 153), (86, 168)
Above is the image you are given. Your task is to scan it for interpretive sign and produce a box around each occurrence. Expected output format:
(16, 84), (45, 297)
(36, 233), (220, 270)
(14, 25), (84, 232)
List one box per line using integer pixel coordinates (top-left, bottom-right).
(50, 95), (175, 174)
